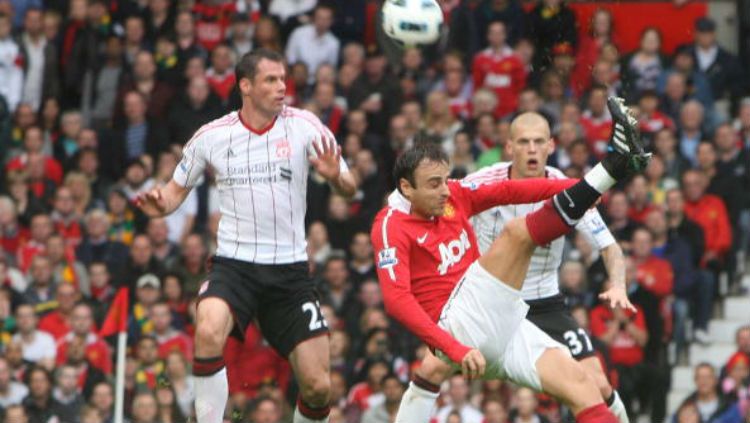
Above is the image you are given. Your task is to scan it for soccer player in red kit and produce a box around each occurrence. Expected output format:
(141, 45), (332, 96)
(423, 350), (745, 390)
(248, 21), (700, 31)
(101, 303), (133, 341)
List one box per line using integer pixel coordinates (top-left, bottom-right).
(371, 98), (650, 423)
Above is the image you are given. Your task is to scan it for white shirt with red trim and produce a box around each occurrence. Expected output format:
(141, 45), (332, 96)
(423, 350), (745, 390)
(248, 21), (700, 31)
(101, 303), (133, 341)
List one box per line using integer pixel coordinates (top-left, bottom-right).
(173, 106), (348, 264)
(464, 162), (615, 301)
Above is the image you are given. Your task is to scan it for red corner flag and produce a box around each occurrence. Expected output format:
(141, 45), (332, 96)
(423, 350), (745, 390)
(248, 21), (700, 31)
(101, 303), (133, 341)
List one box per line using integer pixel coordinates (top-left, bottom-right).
(100, 288), (129, 337)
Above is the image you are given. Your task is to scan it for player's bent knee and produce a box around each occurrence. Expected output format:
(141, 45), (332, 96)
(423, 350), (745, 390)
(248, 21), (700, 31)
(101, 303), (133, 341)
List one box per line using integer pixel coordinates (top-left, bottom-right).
(300, 375), (331, 406)
(416, 351), (453, 385)
(194, 322), (228, 353)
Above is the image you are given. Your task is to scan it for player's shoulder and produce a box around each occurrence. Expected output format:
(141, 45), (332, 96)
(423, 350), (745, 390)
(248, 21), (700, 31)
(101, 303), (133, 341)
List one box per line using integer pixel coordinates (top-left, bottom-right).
(463, 162), (511, 183)
(280, 106), (323, 125)
(188, 112), (240, 143)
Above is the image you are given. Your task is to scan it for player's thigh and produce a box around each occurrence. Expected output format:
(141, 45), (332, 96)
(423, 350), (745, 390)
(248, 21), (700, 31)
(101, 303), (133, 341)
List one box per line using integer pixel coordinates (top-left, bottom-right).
(437, 262), (529, 369)
(256, 263), (329, 358)
(477, 218), (536, 290)
(501, 319), (570, 391)
(526, 309), (597, 360)
(197, 257), (261, 343)
(579, 355), (613, 396)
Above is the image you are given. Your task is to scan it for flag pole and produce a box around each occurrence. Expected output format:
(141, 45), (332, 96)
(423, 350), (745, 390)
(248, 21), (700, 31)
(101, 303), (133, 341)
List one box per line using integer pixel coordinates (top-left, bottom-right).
(114, 330), (127, 423)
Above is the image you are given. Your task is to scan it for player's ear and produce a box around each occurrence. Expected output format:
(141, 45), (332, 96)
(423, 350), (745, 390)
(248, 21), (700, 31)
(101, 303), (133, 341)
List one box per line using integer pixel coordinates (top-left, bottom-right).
(547, 138), (555, 155)
(399, 178), (413, 198)
(238, 77), (252, 95)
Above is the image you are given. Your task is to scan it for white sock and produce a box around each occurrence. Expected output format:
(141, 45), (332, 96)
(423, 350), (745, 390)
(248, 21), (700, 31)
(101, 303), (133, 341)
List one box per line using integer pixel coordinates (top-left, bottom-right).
(293, 405), (330, 423)
(194, 367), (228, 423)
(395, 381), (440, 423)
(584, 163), (617, 194)
(608, 390), (630, 423)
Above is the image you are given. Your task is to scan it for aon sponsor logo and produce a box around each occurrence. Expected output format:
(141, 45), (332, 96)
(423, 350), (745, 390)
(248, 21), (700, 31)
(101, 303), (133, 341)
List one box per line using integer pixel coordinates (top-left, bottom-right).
(437, 229), (471, 275)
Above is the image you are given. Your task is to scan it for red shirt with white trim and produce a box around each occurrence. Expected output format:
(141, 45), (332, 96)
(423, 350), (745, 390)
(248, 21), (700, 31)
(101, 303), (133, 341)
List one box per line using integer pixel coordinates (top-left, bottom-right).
(371, 178), (576, 363)
(472, 47), (527, 118)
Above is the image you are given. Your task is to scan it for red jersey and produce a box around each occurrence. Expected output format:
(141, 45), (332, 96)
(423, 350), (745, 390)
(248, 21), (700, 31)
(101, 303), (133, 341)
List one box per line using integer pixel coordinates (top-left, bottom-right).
(6, 154), (63, 186)
(635, 256), (673, 298)
(156, 329), (193, 362)
(224, 324), (291, 396)
(590, 305), (647, 367)
(56, 332), (113, 374)
(684, 195), (732, 259)
(38, 310), (70, 340)
(472, 47), (527, 118)
(579, 111), (612, 159)
(371, 178), (576, 362)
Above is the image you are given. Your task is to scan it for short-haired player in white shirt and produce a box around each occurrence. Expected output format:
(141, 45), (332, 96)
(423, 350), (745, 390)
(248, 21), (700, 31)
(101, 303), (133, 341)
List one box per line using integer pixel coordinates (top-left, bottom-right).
(463, 113), (631, 423)
(137, 49), (357, 423)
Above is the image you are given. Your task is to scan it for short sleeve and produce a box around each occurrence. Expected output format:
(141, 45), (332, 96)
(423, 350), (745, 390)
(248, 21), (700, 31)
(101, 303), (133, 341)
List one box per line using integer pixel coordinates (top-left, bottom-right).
(174, 132), (208, 188)
(575, 208), (616, 251)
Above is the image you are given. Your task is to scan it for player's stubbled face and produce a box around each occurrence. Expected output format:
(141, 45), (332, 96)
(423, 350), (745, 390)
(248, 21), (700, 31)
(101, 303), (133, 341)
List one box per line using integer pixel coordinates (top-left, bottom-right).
(407, 159), (451, 218)
(247, 58), (287, 116)
(509, 123), (552, 178)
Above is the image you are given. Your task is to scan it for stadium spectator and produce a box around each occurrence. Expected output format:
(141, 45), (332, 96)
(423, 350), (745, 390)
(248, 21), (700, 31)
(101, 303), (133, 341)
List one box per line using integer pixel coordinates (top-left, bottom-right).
(56, 302), (112, 375)
(471, 21), (526, 119)
(509, 387), (551, 423)
(0, 357), (28, 408)
(52, 364), (85, 422)
(23, 255), (56, 313)
(689, 17), (744, 107)
(122, 235), (165, 287)
(621, 27), (668, 103)
(571, 9), (616, 98)
(590, 275), (649, 417)
(76, 209), (129, 273)
(285, 4), (339, 82)
(11, 303), (55, 368)
(678, 363), (743, 422)
(626, 175), (655, 223)
(164, 351), (194, 418)
(23, 365), (64, 423)
(65, 334), (106, 400)
(580, 85), (613, 159)
(435, 374), (483, 423)
(167, 75), (223, 144)
(606, 190), (637, 244)
(150, 301), (192, 361)
(526, 0), (577, 71)
(0, 11), (24, 113)
(130, 391), (159, 423)
(361, 373), (405, 423)
(681, 170), (732, 269)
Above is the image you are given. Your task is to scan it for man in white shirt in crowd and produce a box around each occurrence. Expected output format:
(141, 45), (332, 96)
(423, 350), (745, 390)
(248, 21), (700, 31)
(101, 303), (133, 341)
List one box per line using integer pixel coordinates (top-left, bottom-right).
(285, 4), (340, 83)
(11, 303), (56, 368)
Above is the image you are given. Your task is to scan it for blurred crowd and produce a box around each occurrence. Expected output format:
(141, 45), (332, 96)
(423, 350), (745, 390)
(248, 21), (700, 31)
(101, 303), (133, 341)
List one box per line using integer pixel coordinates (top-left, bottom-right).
(0, 0), (748, 422)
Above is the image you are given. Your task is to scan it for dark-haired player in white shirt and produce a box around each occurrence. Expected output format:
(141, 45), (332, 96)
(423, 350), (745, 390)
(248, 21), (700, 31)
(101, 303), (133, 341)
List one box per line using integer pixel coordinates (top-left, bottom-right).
(137, 49), (356, 423)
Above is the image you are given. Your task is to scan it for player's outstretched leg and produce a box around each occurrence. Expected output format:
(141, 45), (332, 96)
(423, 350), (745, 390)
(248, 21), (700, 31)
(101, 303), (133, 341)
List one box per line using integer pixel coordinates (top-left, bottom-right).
(193, 298), (235, 423)
(580, 357), (629, 423)
(289, 336), (333, 423)
(394, 351), (454, 423)
(525, 96), (650, 248)
(536, 348), (619, 423)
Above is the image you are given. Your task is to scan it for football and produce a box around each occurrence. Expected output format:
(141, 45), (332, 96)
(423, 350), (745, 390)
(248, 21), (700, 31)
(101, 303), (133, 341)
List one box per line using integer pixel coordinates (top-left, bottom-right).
(381, 0), (444, 47)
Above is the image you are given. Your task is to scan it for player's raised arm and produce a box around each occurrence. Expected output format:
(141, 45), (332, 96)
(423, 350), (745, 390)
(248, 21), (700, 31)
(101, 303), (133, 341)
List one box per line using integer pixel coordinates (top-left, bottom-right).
(454, 177), (578, 217)
(310, 135), (357, 197)
(371, 211), (471, 364)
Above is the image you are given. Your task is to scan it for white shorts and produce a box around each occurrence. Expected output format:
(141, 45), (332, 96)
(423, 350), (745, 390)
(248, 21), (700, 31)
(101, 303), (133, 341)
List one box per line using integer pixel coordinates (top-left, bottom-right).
(437, 262), (569, 390)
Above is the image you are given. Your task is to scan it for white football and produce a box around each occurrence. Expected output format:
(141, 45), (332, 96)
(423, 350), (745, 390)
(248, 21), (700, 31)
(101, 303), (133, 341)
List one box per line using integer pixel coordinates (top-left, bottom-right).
(381, 0), (444, 46)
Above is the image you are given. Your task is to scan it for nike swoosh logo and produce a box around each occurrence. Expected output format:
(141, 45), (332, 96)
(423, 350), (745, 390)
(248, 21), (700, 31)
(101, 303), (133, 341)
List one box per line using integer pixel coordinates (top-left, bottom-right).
(563, 190), (575, 208)
(417, 233), (428, 244)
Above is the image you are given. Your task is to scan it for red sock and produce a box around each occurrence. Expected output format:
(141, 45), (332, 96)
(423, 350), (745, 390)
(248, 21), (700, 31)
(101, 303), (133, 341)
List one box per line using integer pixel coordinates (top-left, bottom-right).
(576, 403), (618, 423)
(525, 199), (572, 246)
(297, 397), (330, 420)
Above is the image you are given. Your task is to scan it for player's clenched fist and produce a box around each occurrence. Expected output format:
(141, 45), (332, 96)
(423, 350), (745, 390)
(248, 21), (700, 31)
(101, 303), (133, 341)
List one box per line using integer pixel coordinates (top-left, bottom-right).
(136, 187), (168, 217)
(461, 349), (486, 379)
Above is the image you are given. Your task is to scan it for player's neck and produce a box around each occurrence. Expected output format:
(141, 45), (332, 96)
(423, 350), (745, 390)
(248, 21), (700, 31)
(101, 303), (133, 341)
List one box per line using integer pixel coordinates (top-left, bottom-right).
(509, 166), (542, 180)
(239, 105), (277, 133)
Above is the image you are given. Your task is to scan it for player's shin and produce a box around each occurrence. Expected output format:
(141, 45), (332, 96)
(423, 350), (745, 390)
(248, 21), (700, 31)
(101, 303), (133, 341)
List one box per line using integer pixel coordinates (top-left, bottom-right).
(607, 391), (630, 423)
(395, 376), (441, 423)
(525, 165), (615, 246)
(294, 398), (331, 423)
(193, 356), (229, 423)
